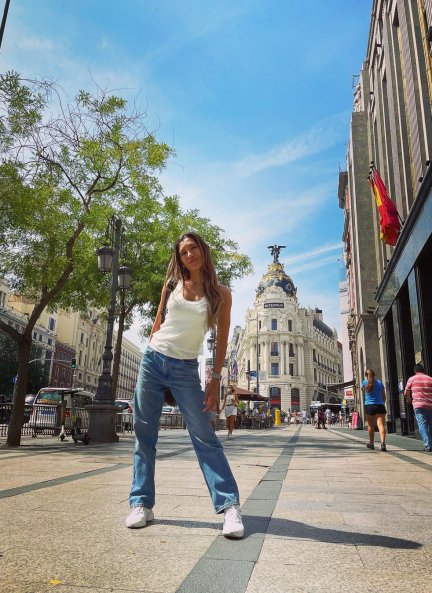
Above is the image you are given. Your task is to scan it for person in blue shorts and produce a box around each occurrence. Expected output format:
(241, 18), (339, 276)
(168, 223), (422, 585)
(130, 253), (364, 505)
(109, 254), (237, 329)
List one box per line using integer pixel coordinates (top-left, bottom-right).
(361, 369), (387, 451)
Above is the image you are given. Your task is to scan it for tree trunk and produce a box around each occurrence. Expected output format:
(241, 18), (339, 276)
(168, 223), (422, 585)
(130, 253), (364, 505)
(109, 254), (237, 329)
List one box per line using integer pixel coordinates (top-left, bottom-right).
(6, 336), (32, 446)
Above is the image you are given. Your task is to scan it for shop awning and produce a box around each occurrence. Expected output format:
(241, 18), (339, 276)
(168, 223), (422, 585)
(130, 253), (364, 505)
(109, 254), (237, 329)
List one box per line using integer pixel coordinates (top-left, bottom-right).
(234, 386), (269, 402)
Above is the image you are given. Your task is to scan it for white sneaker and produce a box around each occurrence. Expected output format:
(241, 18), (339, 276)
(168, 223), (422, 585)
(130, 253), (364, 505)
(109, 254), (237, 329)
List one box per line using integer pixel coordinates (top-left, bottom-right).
(125, 506), (154, 529)
(222, 505), (244, 538)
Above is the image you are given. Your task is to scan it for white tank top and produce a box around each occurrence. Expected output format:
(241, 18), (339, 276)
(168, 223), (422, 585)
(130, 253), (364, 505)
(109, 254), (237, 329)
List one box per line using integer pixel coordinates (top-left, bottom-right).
(150, 282), (208, 359)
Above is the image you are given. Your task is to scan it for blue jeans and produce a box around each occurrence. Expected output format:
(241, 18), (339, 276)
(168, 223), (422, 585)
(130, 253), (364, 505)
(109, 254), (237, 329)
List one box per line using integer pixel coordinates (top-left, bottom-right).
(414, 407), (432, 449)
(129, 346), (240, 513)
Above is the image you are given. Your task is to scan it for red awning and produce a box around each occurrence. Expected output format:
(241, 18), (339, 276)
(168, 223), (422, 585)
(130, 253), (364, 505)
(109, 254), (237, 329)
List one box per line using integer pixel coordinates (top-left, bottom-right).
(234, 386), (269, 402)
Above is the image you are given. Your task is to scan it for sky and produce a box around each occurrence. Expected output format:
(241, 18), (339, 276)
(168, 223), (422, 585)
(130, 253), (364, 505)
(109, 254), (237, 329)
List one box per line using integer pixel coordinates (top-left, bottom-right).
(0, 0), (372, 351)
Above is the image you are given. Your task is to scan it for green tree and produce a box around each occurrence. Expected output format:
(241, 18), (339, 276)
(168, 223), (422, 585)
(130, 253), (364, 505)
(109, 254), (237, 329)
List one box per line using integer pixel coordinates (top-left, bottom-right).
(0, 72), (172, 445)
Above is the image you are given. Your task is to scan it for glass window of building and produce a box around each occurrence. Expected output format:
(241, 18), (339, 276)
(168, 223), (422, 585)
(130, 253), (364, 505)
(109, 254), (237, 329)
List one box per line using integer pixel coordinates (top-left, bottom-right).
(288, 320), (292, 331)
(271, 318), (277, 330)
(271, 362), (279, 375)
(271, 341), (279, 355)
(289, 363), (294, 376)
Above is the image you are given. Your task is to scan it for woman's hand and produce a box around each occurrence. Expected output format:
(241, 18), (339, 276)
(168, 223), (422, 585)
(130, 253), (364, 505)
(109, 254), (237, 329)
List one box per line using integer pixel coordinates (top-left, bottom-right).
(203, 380), (219, 412)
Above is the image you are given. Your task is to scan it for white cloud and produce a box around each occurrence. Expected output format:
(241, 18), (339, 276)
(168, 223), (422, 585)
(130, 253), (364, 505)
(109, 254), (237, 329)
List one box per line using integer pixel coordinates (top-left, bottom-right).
(234, 112), (349, 177)
(283, 242), (342, 265)
(289, 254), (339, 275)
(18, 37), (54, 51)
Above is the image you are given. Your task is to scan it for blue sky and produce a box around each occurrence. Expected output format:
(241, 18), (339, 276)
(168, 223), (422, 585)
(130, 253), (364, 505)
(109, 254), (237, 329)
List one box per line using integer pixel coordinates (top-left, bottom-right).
(0, 1), (371, 348)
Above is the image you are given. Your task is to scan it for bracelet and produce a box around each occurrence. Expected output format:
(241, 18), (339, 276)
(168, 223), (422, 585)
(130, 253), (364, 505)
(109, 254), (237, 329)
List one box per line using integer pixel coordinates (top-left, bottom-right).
(211, 372), (222, 380)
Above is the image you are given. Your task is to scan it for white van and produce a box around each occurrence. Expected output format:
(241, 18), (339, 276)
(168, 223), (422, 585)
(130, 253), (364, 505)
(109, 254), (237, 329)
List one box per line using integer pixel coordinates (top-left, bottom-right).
(29, 388), (95, 432)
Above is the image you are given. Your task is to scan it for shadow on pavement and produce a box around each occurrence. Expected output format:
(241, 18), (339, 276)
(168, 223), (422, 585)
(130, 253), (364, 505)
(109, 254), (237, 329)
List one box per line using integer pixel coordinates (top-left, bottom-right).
(152, 515), (422, 549)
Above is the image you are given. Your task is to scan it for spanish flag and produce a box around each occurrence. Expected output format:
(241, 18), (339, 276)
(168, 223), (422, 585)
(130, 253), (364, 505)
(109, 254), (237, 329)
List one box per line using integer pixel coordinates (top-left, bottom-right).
(369, 165), (401, 247)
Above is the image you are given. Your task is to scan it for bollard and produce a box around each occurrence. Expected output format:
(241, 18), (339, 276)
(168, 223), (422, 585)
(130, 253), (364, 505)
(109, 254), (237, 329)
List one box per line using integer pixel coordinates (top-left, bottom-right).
(274, 408), (281, 426)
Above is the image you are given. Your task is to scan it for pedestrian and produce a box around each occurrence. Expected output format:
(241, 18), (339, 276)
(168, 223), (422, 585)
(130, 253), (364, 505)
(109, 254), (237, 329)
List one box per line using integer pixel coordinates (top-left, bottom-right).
(339, 410), (345, 428)
(126, 232), (244, 538)
(325, 407), (332, 426)
(361, 369), (387, 451)
(301, 409), (307, 424)
(404, 364), (432, 452)
(221, 384), (239, 437)
(318, 408), (326, 429)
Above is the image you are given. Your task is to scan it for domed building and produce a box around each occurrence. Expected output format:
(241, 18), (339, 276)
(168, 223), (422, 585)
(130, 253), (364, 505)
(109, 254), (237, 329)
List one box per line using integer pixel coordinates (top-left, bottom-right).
(232, 248), (343, 412)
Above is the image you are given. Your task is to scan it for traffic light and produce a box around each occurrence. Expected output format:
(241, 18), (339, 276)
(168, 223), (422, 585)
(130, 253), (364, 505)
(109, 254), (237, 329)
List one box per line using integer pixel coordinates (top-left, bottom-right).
(71, 358), (77, 369)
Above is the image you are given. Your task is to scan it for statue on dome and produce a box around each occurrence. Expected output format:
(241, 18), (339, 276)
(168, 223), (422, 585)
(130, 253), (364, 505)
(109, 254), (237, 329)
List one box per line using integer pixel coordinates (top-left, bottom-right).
(267, 244), (286, 263)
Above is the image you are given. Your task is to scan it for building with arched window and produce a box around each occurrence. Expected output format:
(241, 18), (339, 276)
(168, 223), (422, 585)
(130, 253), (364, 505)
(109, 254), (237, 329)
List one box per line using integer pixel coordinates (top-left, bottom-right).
(232, 255), (343, 412)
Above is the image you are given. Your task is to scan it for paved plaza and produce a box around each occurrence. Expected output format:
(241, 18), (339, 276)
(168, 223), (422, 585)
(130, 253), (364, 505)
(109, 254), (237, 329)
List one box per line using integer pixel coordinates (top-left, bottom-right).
(1, 424), (432, 593)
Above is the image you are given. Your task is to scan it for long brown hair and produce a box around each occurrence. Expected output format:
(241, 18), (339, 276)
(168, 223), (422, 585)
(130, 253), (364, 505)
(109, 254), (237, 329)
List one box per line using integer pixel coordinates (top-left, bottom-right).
(165, 232), (223, 329)
(365, 369), (375, 393)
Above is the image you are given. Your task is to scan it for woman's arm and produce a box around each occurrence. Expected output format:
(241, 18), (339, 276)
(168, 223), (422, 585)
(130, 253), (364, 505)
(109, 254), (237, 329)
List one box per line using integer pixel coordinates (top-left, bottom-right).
(149, 283), (170, 341)
(203, 285), (232, 412)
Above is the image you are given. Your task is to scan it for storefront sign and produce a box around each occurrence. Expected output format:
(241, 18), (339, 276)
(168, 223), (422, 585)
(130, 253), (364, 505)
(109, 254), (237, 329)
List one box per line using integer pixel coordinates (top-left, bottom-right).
(264, 303), (284, 309)
(344, 388), (354, 400)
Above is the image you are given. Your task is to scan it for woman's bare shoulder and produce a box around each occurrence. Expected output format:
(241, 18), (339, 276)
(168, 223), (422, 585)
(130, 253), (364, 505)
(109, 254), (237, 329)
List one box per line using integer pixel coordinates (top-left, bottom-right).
(218, 284), (232, 299)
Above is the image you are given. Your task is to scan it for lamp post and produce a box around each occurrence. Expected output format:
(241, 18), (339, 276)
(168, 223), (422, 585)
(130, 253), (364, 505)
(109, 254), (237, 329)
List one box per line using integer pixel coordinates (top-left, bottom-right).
(207, 330), (223, 416)
(87, 217), (132, 443)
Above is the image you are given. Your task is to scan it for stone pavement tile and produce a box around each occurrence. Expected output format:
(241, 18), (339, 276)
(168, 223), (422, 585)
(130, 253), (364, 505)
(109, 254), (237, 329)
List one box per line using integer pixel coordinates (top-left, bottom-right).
(269, 498), (405, 515)
(257, 537), (361, 567)
(270, 509), (346, 528)
(176, 558), (255, 593)
(357, 544), (432, 569)
(279, 490), (336, 502)
(205, 532), (265, 561)
(342, 511), (432, 545)
(245, 563), (432, 593)
(241, 498), (277, 517)
(2, 528), (215, 593)
(397, 500), (432, 516)
(263, 516), (422, 548)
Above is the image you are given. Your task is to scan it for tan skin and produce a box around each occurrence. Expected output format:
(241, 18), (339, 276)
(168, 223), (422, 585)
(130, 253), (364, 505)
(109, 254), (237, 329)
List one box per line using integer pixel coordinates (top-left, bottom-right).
(362, 370), (386, 445)
(220, 387), (239, 435)
(150, 237), (231, 414)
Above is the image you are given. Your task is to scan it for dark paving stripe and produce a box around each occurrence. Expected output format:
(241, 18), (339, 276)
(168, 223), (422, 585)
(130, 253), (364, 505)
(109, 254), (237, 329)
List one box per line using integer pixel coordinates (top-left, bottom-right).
(175, 428), (300, 593)
(0, 463), (129, 499)
(332, 429), (432, 472)
(0, 445), (195, 499)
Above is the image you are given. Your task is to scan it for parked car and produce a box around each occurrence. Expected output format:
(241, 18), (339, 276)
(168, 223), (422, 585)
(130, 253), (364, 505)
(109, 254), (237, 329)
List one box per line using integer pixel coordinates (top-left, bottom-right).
(23, 394), (36, 423)
(29, 388), (95, 432)
(115, 399), (134, 431)
(115, 399), (134, 413)
(162, 405), (180, 414)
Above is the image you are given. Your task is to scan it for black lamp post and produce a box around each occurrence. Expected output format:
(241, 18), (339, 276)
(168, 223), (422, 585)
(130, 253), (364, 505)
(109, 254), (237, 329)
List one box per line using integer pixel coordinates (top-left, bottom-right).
(207, 330), (216, 369)
(88, 216), (132, 443)
(207, 330), (223, 415)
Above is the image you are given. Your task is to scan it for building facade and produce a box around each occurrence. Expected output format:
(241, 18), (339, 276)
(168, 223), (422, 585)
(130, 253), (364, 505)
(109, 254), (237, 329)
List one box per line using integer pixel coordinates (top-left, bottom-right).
(233, 254), (343, 412)
(0, 281), (57, 381)
(56, 310), (143, 399)
(339, 0), (432, 434)
(113, 334), (142, 400)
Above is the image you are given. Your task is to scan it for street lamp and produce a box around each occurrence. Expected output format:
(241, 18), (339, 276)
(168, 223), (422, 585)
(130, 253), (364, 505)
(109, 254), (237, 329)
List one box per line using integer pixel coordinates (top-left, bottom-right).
(88, 216), (132, 443)
(207, 330), (224, 418)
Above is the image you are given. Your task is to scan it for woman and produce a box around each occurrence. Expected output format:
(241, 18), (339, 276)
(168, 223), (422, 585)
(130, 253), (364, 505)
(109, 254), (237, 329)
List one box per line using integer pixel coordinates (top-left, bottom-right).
(221, 384), (239, 437)
(361, 369), (387, 451)
(126, 232), (244, 539)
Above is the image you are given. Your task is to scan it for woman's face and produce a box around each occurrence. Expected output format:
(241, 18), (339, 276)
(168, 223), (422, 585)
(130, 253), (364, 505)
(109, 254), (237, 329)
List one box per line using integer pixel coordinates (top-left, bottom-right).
(366, 370), (375, 381)
(178, 237), (203, 274)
